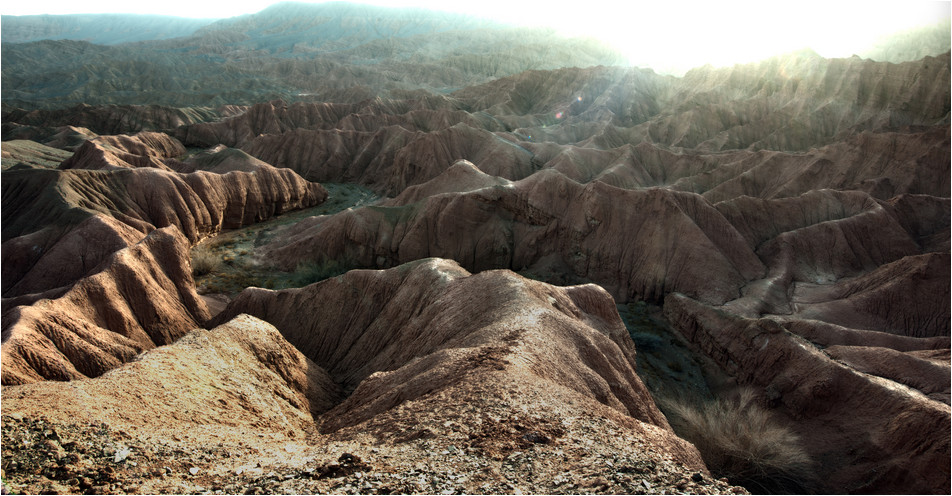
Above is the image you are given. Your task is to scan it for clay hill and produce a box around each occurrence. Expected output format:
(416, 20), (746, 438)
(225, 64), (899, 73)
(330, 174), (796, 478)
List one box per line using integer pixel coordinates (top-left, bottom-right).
(1, 4), (950, 495)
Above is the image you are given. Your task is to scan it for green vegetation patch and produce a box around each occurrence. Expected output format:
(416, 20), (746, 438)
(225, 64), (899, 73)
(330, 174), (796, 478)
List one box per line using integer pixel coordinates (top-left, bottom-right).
(191, 183), (378, 295)
(617, 300), (714, 402)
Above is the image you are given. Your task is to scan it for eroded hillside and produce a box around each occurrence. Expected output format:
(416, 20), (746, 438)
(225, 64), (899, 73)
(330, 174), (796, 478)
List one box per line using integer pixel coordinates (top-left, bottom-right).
(1, 7), (949, 494)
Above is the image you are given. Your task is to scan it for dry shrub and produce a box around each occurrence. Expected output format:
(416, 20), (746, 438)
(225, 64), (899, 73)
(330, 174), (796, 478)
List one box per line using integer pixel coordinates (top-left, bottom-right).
(659, 388), (817, 494)
(290, 257), (351, 287)
(191, 244), (222, 277)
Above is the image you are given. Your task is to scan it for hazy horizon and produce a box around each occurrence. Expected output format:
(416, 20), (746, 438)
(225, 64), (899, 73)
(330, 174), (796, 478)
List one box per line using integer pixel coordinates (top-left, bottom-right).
(2, 0), (950, 75)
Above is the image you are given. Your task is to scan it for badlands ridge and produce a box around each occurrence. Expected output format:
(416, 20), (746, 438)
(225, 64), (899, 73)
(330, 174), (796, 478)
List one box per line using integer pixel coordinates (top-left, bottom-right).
(1, 13), (949, 495)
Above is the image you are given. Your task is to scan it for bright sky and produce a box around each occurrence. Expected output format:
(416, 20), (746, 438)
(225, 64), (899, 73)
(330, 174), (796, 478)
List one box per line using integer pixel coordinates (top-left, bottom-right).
(3, 0), (950, 73)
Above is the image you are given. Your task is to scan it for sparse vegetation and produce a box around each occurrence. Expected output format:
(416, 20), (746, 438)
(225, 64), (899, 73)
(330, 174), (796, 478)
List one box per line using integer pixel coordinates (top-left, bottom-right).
(657, 388), (817, 494)
(291, 258), (349, 287)
(189, 184), (378, 295)
(617, 300), (713, 401)
(617, 303), (817, 493)
(190, 243), (222, 277)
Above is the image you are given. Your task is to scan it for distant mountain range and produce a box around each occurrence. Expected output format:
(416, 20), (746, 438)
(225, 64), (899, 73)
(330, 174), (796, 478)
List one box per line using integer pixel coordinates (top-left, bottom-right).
(861, 17), (951, 62)
(190, 2), (502, 54)
(1, 2), (626, 108)
(1, 1), (949, 110)
(0, 13), (217, 45)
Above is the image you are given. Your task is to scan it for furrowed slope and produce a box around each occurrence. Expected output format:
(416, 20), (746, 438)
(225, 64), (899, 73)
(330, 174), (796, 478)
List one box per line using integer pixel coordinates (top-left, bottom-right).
(258, 169), (765, 305)
(2, 134), (326, 297)
(664, 294), (949, 494)
(2, 104), (235, 142)
(2, 313), (341, 438)
(1, 227), (210, 385)
(209, 258), (707, 472)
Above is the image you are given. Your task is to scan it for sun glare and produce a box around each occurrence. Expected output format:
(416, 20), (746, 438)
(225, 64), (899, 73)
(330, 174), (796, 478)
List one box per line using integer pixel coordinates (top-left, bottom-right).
(372, 0), (951, 74)
(549, 1), (951, 74)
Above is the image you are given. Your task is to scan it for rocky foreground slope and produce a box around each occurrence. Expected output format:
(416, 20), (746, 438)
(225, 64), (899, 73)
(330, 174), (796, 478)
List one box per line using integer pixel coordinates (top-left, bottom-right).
(2, 260), (744, 495)
(1, 46), (949, 494)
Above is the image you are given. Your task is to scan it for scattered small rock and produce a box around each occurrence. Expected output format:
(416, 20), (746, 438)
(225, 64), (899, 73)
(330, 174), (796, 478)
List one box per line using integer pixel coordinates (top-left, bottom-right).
(114, 447), (131, 463)
(314, 453), (371, 479)
(522, 431), (550, 444)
